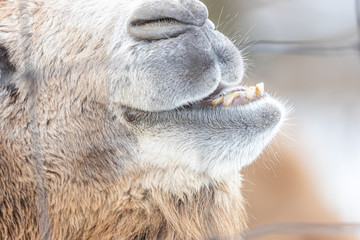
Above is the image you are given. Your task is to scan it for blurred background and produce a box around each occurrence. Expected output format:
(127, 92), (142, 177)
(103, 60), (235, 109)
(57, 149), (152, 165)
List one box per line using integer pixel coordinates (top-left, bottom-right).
(201, 0), (360, 239)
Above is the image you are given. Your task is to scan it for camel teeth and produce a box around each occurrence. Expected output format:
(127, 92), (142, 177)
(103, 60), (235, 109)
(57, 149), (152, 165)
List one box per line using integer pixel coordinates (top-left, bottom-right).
(211, 84), (262, 107)
(246, 86), (256, 101)
(211, 96), (224, 106)
(256, 82), (265, 97)
(223, 91), (241, 107)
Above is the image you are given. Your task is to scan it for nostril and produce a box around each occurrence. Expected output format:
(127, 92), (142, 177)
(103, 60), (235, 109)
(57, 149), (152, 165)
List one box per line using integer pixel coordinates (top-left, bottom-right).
(129, 17), (195, 40)
(131, 18), (182, 27)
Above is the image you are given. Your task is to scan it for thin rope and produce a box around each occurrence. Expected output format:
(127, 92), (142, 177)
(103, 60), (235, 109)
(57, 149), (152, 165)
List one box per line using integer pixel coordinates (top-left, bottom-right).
(18, 1), (52, 239)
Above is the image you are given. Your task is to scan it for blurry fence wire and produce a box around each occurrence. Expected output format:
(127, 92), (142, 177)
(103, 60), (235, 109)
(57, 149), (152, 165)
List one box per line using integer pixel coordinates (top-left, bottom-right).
(357, 0), (360, 45)
(241, 223), (360, 240)
(12, 0), (360, 240)
(244, 0), (360, 54)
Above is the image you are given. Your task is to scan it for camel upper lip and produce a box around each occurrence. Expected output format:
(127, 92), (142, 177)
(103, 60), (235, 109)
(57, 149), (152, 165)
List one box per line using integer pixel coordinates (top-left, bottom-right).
(203, 86), (247, 101)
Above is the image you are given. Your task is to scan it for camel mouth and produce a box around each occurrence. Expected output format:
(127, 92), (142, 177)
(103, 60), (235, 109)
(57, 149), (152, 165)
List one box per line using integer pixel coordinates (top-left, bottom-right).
(183, 83), (266, 109)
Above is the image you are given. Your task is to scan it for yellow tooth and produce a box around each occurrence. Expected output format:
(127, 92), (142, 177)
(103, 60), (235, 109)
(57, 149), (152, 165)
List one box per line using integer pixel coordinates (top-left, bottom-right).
(256, 82), (265, 97)
(223, 91), (241, 107)
(246, 86), (256, 101)
(211, 96), (224, 106)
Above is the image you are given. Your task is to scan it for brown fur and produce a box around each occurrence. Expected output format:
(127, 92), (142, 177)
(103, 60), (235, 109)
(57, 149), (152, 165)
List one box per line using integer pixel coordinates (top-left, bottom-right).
(47, 169), (247, 240)
(1, 108), (247, 239)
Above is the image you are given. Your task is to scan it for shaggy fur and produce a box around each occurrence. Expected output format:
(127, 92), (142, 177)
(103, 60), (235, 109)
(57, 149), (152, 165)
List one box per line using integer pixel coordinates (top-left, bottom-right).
(0, 0), (284, 239)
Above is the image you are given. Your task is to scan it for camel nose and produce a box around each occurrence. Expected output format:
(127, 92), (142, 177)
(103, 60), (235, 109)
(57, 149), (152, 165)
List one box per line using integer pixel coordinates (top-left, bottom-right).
(128, 0), (209, 40)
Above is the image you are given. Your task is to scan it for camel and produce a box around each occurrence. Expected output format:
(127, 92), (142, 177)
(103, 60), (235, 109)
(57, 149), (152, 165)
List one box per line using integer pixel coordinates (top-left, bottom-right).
(0, 0), (285, 239)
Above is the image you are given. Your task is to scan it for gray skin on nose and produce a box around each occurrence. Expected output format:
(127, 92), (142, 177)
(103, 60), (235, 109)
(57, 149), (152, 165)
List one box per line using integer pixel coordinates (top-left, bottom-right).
(128, 0), (210, 40)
